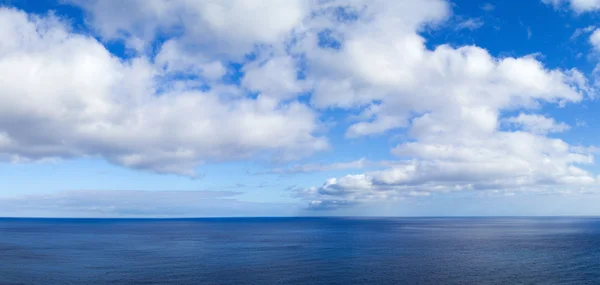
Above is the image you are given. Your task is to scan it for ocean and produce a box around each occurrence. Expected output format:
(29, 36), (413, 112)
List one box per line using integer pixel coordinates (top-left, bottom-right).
(1, 217), (600, 284)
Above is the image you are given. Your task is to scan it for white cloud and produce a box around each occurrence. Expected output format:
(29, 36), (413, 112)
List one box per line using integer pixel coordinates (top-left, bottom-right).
(301, 131), (597, 207)
(242, 56), (307, 100)
(571, 25), (595, 40)
(256, 158), (370, 175)
(154, 39), (226, 81)
(67, 0), (310, 57)
(302, 128), (599, 208)
(0, 8), (327, 176)
(1, 0), (598, 210)
(505, 114), (570, 134)
(590, 28), (600, 51)
(297, 2), (587, 142)
(542, 0), (600, 12)
(456, 18), (484, 31)
(290, 1), (597, 209)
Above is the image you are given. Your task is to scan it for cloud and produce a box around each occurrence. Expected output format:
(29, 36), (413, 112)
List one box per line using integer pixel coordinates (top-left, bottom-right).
(542, 0), (600, 12)
(571, 25), (595, 40)
(301, 133), (598, 208)
(0, 190), (295, 217)
(255, 158), (371, 175)
(290, 1), (597, 210)
(505, 114), (570, 134)
(66, 0), (310, 57)
(298, 2), (588, 140)
(481, 3), (495, 11)
(455, 18), (484, 31)
(306, 199), (357, 211)
(1, 0), (599, 214)
(154, 39), (226, 80)
(590, 28), (600, 51)
(241, 56), (308, 100)
(0, 8), (327, 176)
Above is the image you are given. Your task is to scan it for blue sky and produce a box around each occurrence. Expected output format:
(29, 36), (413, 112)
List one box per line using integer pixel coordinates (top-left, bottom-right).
(3, 0), (600, 217)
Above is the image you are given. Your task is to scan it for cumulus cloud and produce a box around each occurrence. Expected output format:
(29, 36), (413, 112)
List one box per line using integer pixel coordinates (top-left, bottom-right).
(67, 0), (310, 57)
(288, 1), (597, 210)
(293, 1), (587, 141)
(241, 56), (308, 100)
(0, 0), (598, 213)
(0, 8), (327, 176)
(302, 128), (598, 208)
(302, 131), (597, 208)
(154, 39), (226, 81)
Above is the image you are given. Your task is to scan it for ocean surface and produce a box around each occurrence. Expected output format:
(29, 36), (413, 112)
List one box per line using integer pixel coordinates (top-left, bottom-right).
(2, 217), (600, 285)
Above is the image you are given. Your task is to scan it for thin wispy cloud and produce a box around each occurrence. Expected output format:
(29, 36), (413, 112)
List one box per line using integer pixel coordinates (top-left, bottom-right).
(0, 190), (295, 217)
(481, 3), (495, 11)
(254, 158), (371, 175)
(455, 18), (484, 31)
(571, 25), (596, 40)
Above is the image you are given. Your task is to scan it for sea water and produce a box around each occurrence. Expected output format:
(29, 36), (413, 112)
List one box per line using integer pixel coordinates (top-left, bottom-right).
(1, 217), (600, 284)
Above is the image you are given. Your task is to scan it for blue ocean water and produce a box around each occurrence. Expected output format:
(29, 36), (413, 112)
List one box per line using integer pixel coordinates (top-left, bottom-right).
(1, 217), (600, 284)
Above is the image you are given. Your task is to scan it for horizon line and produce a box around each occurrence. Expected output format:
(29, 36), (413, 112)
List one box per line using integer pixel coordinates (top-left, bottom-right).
(1, 215), (600, 220)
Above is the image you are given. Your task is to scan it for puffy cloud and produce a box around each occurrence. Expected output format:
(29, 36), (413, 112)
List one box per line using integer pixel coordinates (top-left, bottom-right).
(303, 145), (596, 208)
(154, 39), (226, 81)
(241, 56), (308, 100)
(1, 0), (598, 210)
(308, 42), (585, 138)
(67, 0), (310, 56)
(0, 8), (327, 176)
(291, 1), (597, 209)
(294, 1), (586, 142)
(300, 131), (598, 208)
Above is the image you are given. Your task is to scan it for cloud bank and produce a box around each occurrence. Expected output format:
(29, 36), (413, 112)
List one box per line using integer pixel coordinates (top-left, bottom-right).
(0, 190), (294, 217)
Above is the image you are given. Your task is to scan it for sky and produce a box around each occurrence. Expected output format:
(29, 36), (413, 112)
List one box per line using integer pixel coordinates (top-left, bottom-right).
(3, 0), (600, 217)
